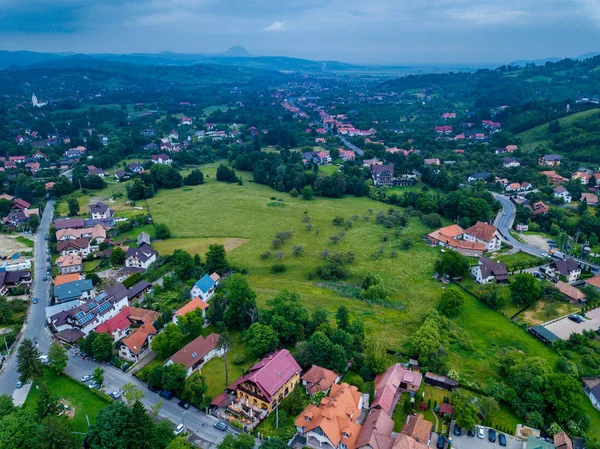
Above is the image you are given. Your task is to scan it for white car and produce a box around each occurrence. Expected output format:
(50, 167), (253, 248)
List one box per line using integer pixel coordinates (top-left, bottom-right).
(110, 391), (122, 400)
(80, 374), (93, 382)
(174, 424), (185, 435)
(477, 426), (485, 439)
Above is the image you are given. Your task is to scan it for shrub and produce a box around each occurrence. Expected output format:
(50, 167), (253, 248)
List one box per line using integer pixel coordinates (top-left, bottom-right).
(260, 251), (271, 260)
(272, 263), (287, 273)
(232, 354), (246, 365)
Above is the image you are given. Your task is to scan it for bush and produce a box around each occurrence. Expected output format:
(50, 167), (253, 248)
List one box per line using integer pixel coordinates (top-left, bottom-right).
(289, 188), (299, 197)
(400, 237), (414, 250)
(232, 354), (246, 365)
(272, 263), (287, 273)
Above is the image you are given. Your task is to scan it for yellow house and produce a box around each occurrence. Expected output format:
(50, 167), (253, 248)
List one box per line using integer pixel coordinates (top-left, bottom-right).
(229, 349), (301, 412)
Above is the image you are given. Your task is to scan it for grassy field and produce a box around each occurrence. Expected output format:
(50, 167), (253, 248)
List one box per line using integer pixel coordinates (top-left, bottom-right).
(14, 236), (34, 248)
(518, 108), (600, 152)
(491, 251), (540, 267)
(25, 370), (111, 437)
(202, 105), (233, 117)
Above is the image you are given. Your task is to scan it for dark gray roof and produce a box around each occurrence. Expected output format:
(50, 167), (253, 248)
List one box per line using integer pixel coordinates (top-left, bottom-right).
(478, 256), (508, 280)
(128, 281), (152, 298)
(530, 325), (559, 343)
(553, 258), (580, 276)
(106, 283), (129, 302)
(125, 243), (157, 263)
(89, 201), (109, 214)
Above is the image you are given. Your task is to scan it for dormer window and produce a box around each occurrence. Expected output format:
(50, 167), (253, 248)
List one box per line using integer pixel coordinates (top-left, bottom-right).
(305, 416), (311, 422)
(342, 432), (349, 439)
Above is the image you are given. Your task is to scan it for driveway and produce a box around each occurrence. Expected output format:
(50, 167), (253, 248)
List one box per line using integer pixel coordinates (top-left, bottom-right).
(543, 307), (600, 339)
(448, 425), (521, 449)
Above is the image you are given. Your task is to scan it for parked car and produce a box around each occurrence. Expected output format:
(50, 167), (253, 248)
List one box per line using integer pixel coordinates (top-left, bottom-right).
(148, 385), (160, 393)
(174, 424), (185, 435)
(214, 422), (228, 432)
(159, 390), (173, 400)
(16, 381), (23, 389)
(88, 381), (99, 389)
(477, 426), (485, 439)
(46, 257), (50, 262)
(499, 433), (507, 447)
(489, 429), (497, 443)
(437, 435), (446, 449)
(569, 315), (584, 323)
(453, 425), (461, 436)
(43, 276), (48, 281)
(467, 428), (475, 438)
(80, 374), (93, 382)
(177, 400), (190, 410)
(32, 297), (38, 304)
(110, 391), (121, 400)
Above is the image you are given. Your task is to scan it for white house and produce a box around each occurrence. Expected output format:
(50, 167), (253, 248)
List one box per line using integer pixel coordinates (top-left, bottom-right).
(89, 201), (114, 220)
(547, 258), (581, 284)
(471, 257), (509, 284)
(119, 322), (157, 363)
(151, 154), (172, 165)
(554, 186), (572, 203)
(463, 221), (502, 252)
(584, 378), (600, 411)
(125, 243), (157, 271)
(189, 273), (218, 301)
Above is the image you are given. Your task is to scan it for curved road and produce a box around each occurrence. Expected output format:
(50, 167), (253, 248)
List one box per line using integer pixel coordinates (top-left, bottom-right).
(0, 200), (54, 397)
(493, 194), (545, 257)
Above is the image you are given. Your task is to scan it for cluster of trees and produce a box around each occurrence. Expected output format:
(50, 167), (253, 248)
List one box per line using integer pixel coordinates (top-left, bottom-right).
(485, 350), (591, 437)
(78, 332), (115, 362)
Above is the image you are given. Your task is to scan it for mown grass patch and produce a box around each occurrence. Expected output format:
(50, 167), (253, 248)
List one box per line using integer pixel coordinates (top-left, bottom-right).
(15, 236), (34, 248)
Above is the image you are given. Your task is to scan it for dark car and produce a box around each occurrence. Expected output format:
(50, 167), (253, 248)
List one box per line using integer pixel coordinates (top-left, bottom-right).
(148, 385), (160, 393)
(178, 400), (190, 410)
(159, 390), (174, 400)
(489, 429), (497, 443)
(467, 428), (475, 437)
(32, 297), (38, 304)
(437, 435), (446, 449)
(499, 433), (506, 447)
(453, 425), (461, 436)
(568, 315), (584, 323)
(214, 422), (228, 432)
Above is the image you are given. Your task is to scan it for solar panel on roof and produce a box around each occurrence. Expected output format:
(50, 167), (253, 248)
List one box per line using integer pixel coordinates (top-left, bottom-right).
(97, 302), (111, 314)
(87, 301), (97, 309)
(75, 311), (85, 319)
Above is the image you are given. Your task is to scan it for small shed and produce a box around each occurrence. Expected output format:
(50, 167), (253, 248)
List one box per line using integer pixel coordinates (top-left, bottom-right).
(439, 403), (454, 416)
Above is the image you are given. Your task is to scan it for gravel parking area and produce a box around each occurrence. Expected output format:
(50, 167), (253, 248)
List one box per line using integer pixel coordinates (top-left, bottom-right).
(447, 425), (522, 449)
(544, 307), (600, 339)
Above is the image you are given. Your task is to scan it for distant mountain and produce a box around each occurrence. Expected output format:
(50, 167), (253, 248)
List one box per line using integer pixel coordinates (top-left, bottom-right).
(511, 52), (600, 66)
(0, 49), (368, 73)
(220, 46), (252, 57)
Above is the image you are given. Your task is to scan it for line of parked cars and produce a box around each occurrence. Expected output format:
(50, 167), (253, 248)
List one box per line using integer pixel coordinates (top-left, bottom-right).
(450, 424), (506, 447)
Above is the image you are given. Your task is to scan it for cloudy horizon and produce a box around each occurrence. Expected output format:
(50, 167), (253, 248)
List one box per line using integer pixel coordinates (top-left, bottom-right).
(1, 0), (599, 65)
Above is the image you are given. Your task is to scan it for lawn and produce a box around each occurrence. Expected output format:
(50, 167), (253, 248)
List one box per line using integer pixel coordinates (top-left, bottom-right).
(491, 251), (541, 268)
(14, 236), (34, 248)
(152, 237), (248, 257)
(392, 392), (410, 431)
(318, 165), (340, 175)
(83, 259), (102, 272)
(25, 370), (111, 437)
(54, 181), (143, 218)
(202, 105), (233, 117)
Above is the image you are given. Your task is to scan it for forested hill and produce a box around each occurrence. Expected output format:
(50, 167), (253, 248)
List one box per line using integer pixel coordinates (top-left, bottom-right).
(382, 56), (600, 107)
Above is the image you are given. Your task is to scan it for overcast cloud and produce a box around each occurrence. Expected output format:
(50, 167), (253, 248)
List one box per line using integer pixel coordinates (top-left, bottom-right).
(0, 0), (598, 65)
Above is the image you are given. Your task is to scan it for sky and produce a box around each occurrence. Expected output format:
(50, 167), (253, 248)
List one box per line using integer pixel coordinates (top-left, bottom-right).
(0, 0), (599, 65)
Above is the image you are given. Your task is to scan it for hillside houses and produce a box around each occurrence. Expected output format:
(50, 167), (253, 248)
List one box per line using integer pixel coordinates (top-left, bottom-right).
(125, 243), (157, 272)
(164, 333), (222, 378)
(471, 257), (508, 284)
(463, 221), (502, 252)
(151, 154), (172, 165)
(539, 154), (562, 167)
(427, 224), (485, 257)
(554, 186), (572, 203)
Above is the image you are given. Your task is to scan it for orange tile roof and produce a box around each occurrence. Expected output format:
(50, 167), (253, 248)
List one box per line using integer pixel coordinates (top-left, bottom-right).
(392, 434), (429, 449)
(54, 273), (82, 286)
(122, 322), (157, 355)
(555, 281), (586, 301)
(126, 306), (160, 324)
(301, 365), (339, 395)
(585, 276), (600, 289)
(295, 383), (363, 449)
(175, 297), (209, 318)
(464, 221), (498, 243)
(401, 414), (432, 445)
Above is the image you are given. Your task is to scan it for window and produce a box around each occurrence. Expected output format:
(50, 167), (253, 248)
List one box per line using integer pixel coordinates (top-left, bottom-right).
(342, 432), (349, 439)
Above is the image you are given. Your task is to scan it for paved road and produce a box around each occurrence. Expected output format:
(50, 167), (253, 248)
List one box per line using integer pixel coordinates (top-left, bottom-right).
(493, 194), (545, 257)
(65, 355), (233, 448)
(338, 135), (364, 156)
(0, 200), (54, 397)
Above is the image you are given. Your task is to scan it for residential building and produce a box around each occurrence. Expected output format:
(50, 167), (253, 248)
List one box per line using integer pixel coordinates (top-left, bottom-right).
(554, 186), (572, 203)
(541, 170), (568, 185)
(172, 296), (209, 324)
(301, 365), (341, 396)
(165, 333), (223, 377)
(467, 172), (490, 183)
(554, 431), (573, 449)
(502, 157), (520, 168)
(0, 271), (32, 296)
(401, 414), (432, 447)
(56, 254), (83, 274)
(539, 154), (562, 166)
(94, 308), (131, 342)
(555, 281), (586, 304)
(54, 218), (86, 230)
(87, 166), (106, 177)
(54, 273), (82, 287)
(423, 158), (440, 166)
(525, 437), (555, 449)
(463, 221), (502, 252)
(547, 258), (581, 283)
(355, 408), (395, 449)
(471, 257), (508, 284)
(506, 182), (521, 192)
(190, 273), (218, 301)
(125, 243), (157, 271)
(339, 149), (355, 161)
(151, 154), (172, 165)
(56, 224), (106, 243)
(229, 349), (301, 412)
(533, 201), (549, 215)
(371, 165), (395, 187)
(119, 322), (157, 362)
(427, 224), (485, 257)
(581, 193), (599, 206)
(125, 306), (160, 327)
(371, 364), (422, 416)
(584, 275), (600, 291)
(89, 201), (114, 220)
(295, 383), (364, 449)
(583, 377), (600, 411)
(53, 279), (95, 303)
(129, 162), (144, 173)
(114, 170), (130, 182)
(505, 144), (518, 153)
(57, 238), (94, 256)
(572, 171), (592, 185)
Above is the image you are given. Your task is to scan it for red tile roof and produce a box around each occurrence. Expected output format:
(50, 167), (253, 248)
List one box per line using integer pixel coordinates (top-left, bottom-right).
(95, 308), (131, 334)
(371, 364), (422, 415)
(169, 333), (220, 370)
(464, 221), (498, 243)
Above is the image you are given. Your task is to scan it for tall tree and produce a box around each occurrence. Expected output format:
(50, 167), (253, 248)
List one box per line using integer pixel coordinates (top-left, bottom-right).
(0, 408), (41, 449)
(47, 342), (68, 375)
(122, 383), (145, 406)
(437, 288), (465, 317)
(36, 382), (58, 420)
(110, 247), (126, 266)
(67, 198), (79, 217)
(92, 333), (114, 362)
(182, 372), (208, 407)
(243, 323), (280, 358)
(37, 416), (78, 449)
(335, 305), (350, 330)
(16, 338), (42, 383)
(216, 332), (232, 386)
(86, 402), (131, 449)
(509, 273), (541, 306)
(92, 367), (104, 385)
(151, 324), (184, 357)
(204, 244), (230, 275)
(222, 274), (257, 330)
(261, 290), (309, 345)
(125, 401), (154, 449)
